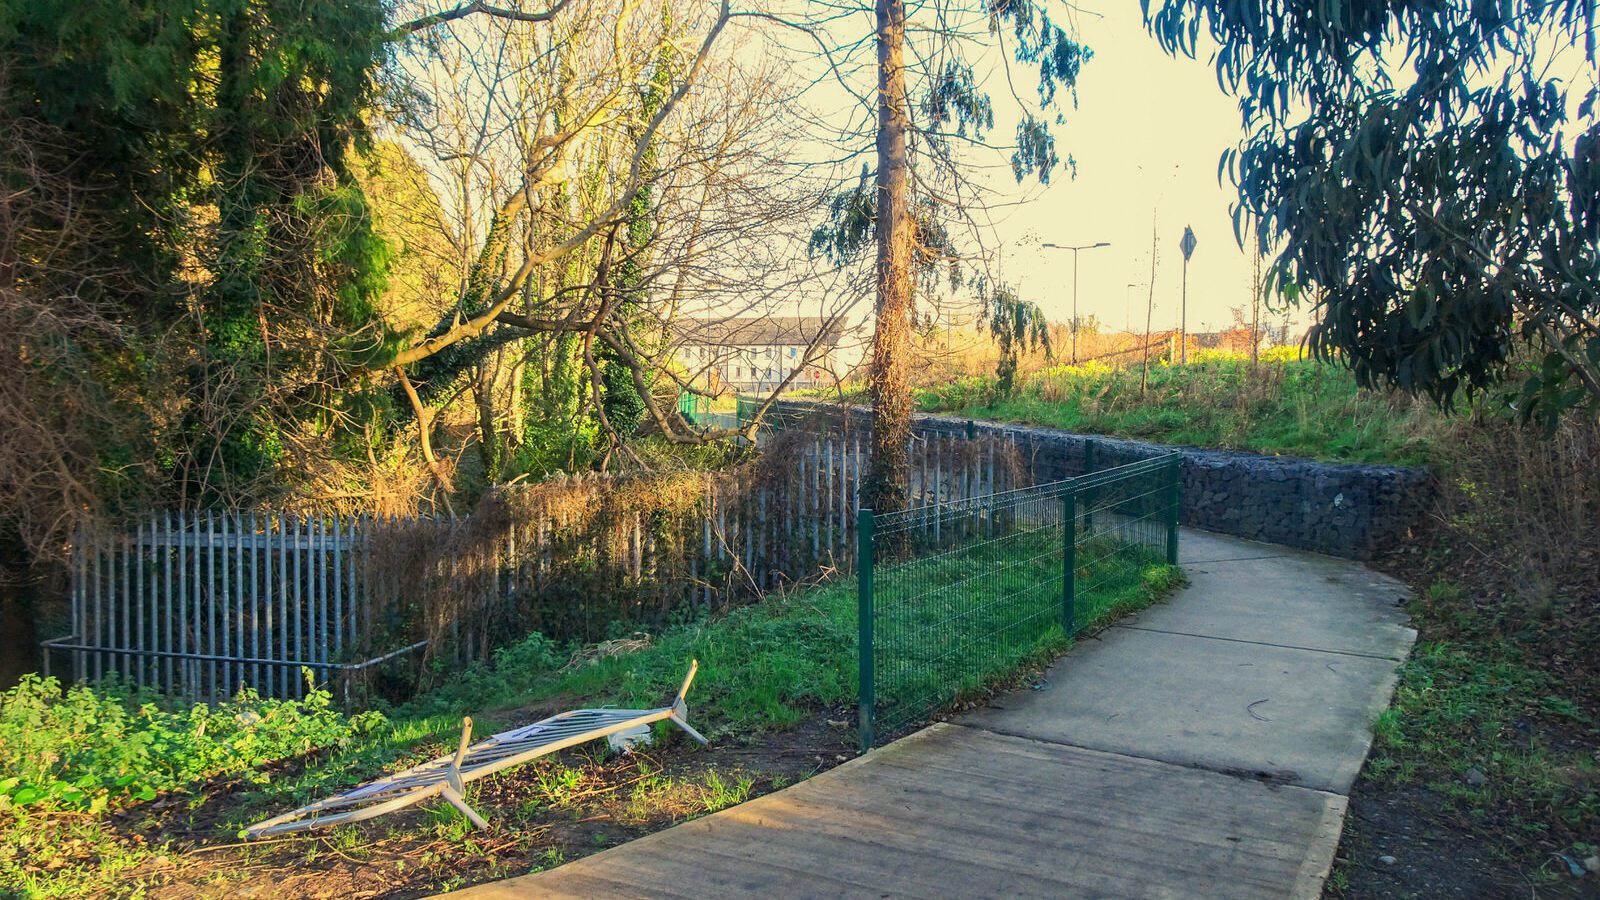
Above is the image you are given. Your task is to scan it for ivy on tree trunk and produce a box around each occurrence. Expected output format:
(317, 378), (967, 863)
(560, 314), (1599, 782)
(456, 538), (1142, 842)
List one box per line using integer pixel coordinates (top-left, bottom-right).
(866, 0), (914, 515)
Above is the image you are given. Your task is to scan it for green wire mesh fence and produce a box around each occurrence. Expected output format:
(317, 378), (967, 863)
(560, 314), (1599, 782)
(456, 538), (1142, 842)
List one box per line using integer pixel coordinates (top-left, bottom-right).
(856, 453), (1181, 748)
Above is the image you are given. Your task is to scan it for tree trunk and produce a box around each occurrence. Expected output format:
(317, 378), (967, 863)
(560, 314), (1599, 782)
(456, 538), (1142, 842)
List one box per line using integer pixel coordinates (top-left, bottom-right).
(866, 0), (912, 515)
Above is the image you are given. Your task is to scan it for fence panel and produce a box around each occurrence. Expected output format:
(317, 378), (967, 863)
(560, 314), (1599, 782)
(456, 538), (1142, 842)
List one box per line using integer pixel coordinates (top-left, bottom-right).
(45, 514), (426, 703)
(857, 454), (1181, 748)
(43, 427), (1037, 705)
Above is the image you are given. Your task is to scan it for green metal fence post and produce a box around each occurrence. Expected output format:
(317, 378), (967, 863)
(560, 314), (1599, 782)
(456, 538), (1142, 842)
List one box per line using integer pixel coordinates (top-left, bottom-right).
(1166, 455), (1181, 566)
(1062, 489), (1078, 634)
(1082, 439), (1097, 533)
(857, 508), (876, 751)
(966, 419), (976, 441)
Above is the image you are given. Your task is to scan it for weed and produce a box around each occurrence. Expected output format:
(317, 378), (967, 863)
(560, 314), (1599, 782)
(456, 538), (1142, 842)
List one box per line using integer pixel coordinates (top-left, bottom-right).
(1366, 639), (1599, 857)
(695, 771), (754, 814)
(531, 846), (565, 873)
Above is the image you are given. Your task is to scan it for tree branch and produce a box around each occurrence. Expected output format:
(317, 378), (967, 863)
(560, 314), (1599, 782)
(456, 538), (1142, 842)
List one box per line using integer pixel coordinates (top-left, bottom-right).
(391, 0), (574, 37)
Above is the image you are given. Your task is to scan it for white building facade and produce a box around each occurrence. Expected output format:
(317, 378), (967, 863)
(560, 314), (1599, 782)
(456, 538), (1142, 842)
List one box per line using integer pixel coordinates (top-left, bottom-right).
(674, 317), (844, 396)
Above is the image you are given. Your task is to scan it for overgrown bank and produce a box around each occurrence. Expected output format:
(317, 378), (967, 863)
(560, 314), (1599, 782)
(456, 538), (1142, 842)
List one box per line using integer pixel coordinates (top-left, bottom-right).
(914, 351), (1458, 467)
(1327, 415), (1600, 896)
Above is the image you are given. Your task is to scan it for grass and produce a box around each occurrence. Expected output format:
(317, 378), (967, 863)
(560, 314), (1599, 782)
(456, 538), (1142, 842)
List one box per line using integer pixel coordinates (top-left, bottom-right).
(1352, 579), (1600, 883)
(914, 350), (1459, 467)
(871, 525), (1180, 735)
(2, 524), (1182, 897)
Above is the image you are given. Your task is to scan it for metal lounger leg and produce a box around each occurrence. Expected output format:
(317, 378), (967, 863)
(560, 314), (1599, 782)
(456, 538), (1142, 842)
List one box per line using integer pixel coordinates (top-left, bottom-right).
(674, 659), (700, 707)
(441, 785), (490, 831)
(670, 713), (709, 746)
(444, 716), (491, 831)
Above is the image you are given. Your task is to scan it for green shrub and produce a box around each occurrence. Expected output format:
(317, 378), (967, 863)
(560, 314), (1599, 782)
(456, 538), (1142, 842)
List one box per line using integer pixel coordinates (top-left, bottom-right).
(0, 675), (385, 814)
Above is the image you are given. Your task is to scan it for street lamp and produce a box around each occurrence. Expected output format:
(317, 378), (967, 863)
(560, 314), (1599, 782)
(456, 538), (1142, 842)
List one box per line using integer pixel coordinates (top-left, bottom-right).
(1042, 241), (1110, 363)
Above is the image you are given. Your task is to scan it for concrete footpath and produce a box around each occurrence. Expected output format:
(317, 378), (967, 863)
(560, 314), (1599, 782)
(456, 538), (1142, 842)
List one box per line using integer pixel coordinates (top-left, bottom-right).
(455, 529), (1416, 899)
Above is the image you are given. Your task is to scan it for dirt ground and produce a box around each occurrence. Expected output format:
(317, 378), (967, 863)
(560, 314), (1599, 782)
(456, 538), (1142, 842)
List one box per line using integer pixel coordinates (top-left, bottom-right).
(1334, 780), (1595, 899)
(111, 710), (858, 898)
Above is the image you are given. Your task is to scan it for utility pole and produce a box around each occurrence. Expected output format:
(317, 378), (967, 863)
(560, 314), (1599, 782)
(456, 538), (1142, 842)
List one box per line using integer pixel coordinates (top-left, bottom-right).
(1042, 240), (1110, 363)
(1179, 225), (1196, 364)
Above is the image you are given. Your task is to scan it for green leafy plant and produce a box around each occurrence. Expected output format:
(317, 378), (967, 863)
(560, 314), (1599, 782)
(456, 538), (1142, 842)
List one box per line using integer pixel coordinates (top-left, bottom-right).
(0, 674), (384, 815)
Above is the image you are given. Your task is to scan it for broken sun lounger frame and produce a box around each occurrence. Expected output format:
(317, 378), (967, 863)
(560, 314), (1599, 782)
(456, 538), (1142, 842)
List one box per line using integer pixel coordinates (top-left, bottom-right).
(244, 660), (706, 839)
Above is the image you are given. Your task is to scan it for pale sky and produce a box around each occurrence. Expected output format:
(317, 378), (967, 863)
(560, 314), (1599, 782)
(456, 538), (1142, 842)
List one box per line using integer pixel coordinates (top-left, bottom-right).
(984, 0), (1277, 336)
(746, 0), (1315, 342)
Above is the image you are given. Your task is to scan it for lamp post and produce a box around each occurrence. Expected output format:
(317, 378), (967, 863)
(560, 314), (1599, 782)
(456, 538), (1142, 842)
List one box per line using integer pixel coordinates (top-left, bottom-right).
(1042, 241), (1110, 363)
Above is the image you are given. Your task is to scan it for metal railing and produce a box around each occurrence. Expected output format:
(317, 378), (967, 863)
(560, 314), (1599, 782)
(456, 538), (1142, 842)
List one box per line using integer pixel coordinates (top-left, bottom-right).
(856, 453), (1181, 748)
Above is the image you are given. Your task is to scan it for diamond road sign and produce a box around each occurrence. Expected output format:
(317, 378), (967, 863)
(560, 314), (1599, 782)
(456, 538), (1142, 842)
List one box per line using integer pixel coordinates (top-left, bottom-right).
(1180, 226), (1197, 261)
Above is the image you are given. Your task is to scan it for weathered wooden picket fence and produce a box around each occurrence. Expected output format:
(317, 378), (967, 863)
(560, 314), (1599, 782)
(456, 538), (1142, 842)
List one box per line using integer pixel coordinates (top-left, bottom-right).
(43, 430), (1027, 702)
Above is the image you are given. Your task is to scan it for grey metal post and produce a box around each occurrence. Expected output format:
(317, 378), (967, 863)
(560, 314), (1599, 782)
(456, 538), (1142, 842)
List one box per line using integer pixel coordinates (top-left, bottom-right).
(1082, 439), (1097, 534)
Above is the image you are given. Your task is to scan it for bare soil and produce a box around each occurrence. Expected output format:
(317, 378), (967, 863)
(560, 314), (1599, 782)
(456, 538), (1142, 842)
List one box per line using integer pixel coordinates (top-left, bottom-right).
(106, 709), (858, 898)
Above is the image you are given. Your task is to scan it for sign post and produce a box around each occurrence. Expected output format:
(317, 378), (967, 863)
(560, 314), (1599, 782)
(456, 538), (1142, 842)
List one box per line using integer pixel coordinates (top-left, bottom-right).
(1179, 226), (1197, 364)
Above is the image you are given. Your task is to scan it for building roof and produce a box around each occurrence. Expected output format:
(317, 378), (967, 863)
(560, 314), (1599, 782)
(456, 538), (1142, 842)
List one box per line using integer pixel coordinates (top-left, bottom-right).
(676, 316), (845, 348)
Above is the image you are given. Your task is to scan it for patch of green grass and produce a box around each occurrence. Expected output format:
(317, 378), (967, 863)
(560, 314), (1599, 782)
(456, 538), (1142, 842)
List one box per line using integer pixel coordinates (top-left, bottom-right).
(916, 351), (1458, 467)
(695, 770), (754, 814)
(401, 525), (1179, 744)
(870, 526), (1180, 733)
(1367, 628), (1599, 856)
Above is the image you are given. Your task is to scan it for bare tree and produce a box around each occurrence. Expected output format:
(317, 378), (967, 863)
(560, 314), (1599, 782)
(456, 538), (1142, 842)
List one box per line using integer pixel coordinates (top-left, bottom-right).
(371, 0), (860, 491)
